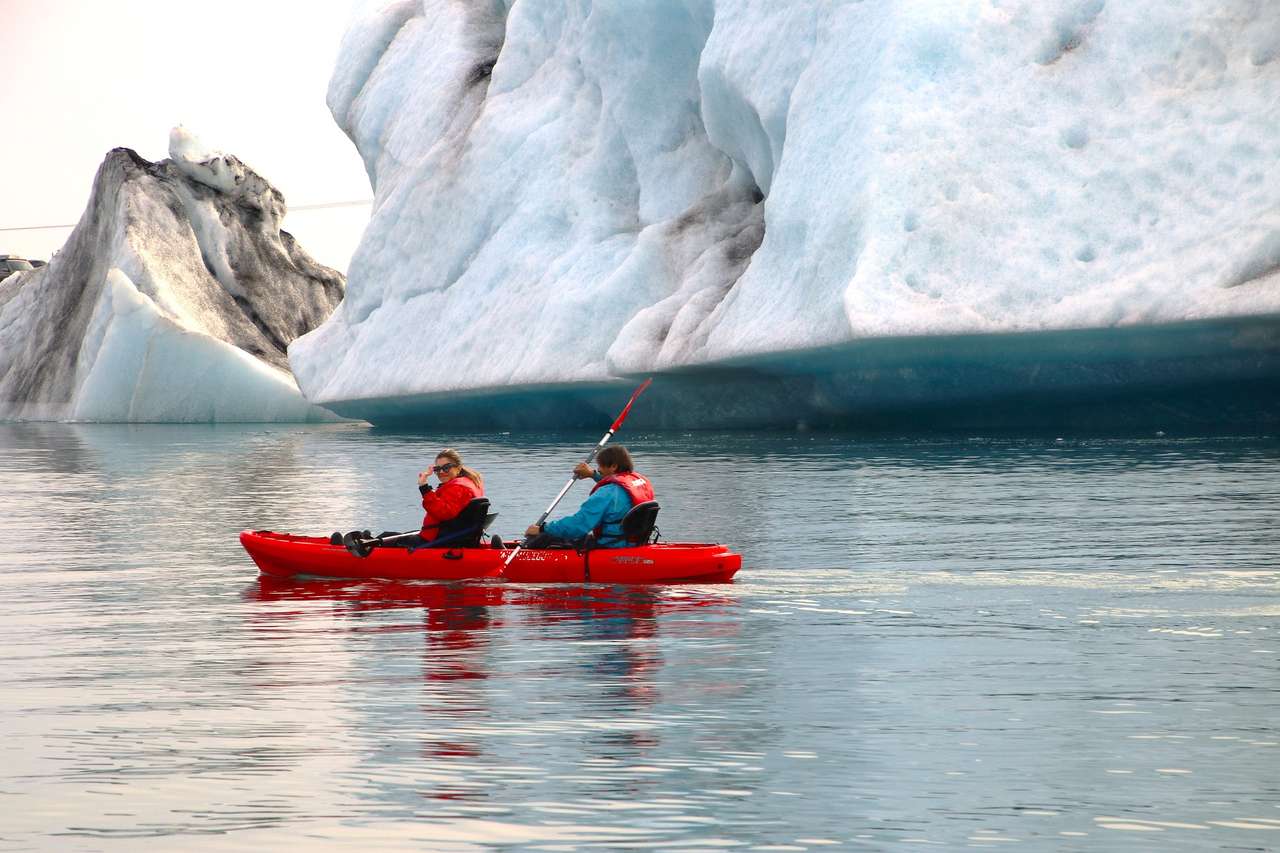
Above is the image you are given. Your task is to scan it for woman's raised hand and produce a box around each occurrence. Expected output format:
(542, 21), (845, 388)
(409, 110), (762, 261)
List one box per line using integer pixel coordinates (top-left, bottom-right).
(417, 470), (431, 487)
(573, 462), (594, 480)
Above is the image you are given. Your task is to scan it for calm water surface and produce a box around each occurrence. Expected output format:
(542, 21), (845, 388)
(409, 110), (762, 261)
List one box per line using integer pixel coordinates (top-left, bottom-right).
(1, 423), (1278, 851)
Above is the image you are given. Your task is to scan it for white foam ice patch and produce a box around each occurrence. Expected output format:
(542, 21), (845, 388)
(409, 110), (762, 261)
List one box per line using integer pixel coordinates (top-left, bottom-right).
(169, 126), (242, 196)
(169, 179), (242, 297)
(167, 126), (283, 221)
(72, 270), (333, 422)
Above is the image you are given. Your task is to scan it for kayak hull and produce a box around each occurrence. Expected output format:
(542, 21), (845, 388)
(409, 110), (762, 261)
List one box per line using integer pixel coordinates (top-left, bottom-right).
(240, 530), (741, 584)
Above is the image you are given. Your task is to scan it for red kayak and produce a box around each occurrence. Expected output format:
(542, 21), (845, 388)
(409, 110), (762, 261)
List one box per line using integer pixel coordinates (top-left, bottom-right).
(240, 530), (742, 584)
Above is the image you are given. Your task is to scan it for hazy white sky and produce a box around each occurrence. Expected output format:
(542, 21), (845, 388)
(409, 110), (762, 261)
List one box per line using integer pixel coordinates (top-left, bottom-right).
(0, 0), (373, 271)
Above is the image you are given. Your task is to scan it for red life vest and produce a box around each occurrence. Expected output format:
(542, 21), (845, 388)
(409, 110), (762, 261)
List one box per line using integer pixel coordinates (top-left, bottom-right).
(449, 475), (484, 500)
(590, 471), (655, 505)
(421, 475), (483, 538)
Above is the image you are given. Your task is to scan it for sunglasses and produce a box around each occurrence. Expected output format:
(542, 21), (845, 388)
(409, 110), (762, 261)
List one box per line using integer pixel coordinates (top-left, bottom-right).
(431, 463), (458, 474)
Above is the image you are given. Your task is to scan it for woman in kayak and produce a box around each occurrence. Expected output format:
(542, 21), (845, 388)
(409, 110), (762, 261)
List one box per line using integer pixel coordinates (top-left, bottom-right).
(524, 445), (654, 548)
(419, 448), (485, 543)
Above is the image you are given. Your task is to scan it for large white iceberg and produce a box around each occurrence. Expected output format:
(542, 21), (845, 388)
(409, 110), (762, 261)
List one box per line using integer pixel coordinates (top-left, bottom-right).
(291, 0), (1280, 426)
(0, 130), (344, 422)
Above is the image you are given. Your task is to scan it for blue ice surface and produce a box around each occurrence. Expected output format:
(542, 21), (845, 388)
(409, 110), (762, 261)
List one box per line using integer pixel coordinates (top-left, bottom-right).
(327, 316), (1280, 433)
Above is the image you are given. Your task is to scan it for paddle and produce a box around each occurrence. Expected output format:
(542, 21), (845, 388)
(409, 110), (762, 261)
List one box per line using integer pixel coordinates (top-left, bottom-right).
(343, 513), (490, 557)
(503, 378), (653, 568)
(342, 529), (420, 558)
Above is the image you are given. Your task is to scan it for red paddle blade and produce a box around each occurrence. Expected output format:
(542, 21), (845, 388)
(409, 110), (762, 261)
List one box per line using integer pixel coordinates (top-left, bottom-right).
(610, 378), (653, 433)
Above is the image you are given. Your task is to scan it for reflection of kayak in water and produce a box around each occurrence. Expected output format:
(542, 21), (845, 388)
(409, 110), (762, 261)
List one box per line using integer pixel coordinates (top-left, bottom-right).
(239, 530), (742, 584)
(247, 575), (738, 616)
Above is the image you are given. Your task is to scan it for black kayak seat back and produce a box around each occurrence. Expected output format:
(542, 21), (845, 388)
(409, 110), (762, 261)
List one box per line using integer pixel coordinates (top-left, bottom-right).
(431, 498), (496, 548)
(622, 500), (660, 544)
(589, 500), (660, 548)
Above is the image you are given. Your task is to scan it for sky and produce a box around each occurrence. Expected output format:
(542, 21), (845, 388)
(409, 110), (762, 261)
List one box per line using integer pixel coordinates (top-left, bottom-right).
(0, 0), (373, 272)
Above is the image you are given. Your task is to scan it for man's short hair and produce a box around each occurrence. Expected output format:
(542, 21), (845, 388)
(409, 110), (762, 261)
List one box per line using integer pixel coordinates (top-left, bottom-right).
(597, 445), (634, 473)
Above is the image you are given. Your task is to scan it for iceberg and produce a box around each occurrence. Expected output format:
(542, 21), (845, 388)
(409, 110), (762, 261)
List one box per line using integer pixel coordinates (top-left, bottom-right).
(291, 0), (1280, 428)
(0, 130), (344, 422)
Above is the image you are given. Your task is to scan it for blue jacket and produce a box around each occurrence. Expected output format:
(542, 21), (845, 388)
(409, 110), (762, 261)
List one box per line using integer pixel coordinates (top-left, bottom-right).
(543, 479), (632, 547)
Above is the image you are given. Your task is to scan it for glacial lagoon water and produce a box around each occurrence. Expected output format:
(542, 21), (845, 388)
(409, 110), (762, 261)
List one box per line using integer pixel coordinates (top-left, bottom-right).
(1, 422), (1278, 851)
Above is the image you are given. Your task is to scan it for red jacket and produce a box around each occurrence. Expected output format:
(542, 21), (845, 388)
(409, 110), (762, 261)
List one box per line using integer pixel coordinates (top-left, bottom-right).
(420, 475), (483, 540)
(590, 471), (655, 504)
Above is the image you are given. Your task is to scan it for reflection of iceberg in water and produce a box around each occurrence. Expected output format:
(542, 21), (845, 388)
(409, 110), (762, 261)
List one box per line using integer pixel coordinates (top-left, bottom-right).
(57, 423), (369, 538)
(322, 316), (1280, 431)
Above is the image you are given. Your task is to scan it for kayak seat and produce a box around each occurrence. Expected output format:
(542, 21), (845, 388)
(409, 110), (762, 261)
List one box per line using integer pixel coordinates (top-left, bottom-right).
(620, 500), (660, 545)
(585, 500), (660, 549)
(428, 498), (496, 549)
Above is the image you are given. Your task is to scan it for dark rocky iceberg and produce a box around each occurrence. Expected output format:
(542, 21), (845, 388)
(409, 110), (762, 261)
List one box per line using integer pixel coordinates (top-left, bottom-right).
(0, 131), (344, 421)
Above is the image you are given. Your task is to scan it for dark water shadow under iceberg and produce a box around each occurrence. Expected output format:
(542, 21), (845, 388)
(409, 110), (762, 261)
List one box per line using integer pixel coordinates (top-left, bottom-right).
(327, 316), (1280, 433)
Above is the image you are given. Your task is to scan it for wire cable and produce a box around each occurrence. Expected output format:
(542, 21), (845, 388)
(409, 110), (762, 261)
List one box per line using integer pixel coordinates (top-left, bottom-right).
(0, 199), (373, 233)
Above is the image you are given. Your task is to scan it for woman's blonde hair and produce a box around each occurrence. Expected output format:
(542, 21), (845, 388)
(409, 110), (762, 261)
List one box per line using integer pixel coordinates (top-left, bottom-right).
(436, 448), (483, 489)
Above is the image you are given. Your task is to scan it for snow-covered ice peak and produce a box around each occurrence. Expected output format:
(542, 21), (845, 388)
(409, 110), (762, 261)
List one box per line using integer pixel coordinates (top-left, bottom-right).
(290, 0), (1280, 415)
(0, 139), (344, 422)
(168, 126), (285, 224)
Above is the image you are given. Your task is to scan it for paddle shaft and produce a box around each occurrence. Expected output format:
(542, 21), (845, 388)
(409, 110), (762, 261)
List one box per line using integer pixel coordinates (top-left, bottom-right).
(503, 379), (652, 567)
(368, 530), (421, 547)
(341, 528), (420, 558)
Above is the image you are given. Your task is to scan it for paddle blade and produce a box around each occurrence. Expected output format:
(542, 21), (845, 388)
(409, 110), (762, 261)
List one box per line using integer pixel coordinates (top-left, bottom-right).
(609, 378), (652, 433)
(343, 532), (373, 558)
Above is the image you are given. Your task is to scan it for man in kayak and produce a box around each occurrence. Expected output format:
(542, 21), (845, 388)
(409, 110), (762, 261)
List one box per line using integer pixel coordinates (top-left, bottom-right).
(419, 448), (485, 544)
(523, 445), (654, 548)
